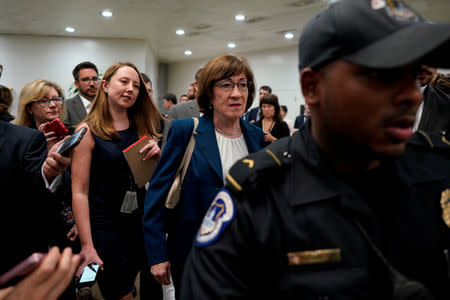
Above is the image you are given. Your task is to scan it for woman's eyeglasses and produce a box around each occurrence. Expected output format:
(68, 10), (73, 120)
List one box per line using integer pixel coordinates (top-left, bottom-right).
(215, 80), (250, 92)
(33, 96), (64, 108)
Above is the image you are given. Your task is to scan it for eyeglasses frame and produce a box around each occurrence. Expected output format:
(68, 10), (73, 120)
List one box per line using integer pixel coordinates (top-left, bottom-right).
(214, 79), (251, 93)
(32, 96), (65, 108)
(78, 77), (100, 84)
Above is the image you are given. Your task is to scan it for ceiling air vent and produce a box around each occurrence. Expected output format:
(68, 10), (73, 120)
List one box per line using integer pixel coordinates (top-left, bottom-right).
(244, 16), (270, 24)
(186, 31), (202, 37)
(192, 24), (211, 30)
(286, 0), (317, 7)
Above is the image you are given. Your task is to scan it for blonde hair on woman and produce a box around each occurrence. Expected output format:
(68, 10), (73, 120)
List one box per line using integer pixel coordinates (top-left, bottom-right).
(15, 79), (65, 128)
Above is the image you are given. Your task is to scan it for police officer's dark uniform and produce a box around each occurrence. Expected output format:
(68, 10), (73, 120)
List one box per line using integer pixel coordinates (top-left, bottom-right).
(181, 0), (450, 298)
(181, 120), (450, 300)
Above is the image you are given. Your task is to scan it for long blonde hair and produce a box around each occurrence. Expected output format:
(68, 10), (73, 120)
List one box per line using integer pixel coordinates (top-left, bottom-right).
(15, 79), (65, 128)
(85, 62), (163, 140)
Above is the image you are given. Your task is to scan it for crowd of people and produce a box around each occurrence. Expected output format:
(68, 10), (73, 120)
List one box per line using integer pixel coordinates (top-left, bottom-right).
(1, 0), (450, 300)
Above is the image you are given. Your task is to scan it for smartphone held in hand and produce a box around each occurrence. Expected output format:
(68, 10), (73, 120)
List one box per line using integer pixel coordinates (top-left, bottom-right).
(57, 126), (87, 156)
(44, 118), (69, 137)
(78, 262), (99, 287)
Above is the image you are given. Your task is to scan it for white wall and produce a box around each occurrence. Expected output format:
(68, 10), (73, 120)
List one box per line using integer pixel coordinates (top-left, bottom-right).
(167, 46), (304, 121)
(144, 41), (159, 101)
(0, 35), (158, 115)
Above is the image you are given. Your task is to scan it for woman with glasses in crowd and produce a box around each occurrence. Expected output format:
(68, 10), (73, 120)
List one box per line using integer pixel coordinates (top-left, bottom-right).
(255, 93), (290, 146)
(15, 79), (78, 300)
(143, 54), (265, 294)
(15, 80), (67, 150)
(71, 62), (163, 300)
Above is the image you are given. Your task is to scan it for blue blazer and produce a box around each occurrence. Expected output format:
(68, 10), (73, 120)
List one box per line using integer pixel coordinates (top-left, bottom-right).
(143, 114), (265, 268)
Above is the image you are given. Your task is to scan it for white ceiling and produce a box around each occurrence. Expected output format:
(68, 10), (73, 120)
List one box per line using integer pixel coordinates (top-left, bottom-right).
(1, 0), (449, 63)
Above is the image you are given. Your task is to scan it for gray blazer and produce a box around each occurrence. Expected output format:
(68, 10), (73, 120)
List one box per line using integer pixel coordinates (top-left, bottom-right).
(64, 94), (87, 133)
(167, 100), (200, 121)
(162, 100), (201, 148)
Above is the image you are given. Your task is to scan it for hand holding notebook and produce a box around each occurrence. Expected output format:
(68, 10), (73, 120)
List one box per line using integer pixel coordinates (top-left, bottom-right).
(123, 136), (159, 188)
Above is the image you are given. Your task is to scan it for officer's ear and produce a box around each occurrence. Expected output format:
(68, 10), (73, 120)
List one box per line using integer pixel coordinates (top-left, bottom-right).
(300, 68), (320, 105)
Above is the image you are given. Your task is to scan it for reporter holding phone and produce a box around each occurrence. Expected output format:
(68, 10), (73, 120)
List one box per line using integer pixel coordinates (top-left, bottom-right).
(15, 79), (67, 151)
(71, 62), (163, 300)
(15, 80), (78, 245)
(0, 119), (73, 297)
(14, 79), (79, 300)
(0, 247), (81, 300)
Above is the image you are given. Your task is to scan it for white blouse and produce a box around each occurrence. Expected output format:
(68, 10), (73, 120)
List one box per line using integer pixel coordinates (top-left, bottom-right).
(215, 132), (249, 183)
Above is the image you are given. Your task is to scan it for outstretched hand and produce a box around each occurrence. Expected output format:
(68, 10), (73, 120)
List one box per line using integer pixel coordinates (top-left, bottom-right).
(43, 137), (72, 181)
(0, 247), (81, 300)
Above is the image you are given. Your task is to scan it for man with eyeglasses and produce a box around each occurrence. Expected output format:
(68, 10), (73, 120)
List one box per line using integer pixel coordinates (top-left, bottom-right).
(64, 61), (100, 133)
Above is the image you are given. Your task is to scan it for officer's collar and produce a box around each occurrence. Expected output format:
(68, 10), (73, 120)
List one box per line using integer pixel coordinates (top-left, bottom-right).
(288, 122), (349, 206)
(290, 123), (441, 207)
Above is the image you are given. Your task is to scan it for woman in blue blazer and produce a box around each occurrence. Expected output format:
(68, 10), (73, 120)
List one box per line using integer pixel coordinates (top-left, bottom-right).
(143, 54), (265, 293)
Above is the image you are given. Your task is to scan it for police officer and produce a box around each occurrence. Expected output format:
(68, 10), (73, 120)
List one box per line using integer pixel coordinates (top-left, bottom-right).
(181, 0), (450, 299)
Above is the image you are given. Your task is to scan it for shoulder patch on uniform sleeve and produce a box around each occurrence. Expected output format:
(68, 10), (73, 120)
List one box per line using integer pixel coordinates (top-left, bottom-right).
(195, 188), (235, 247)
(225, 147), (286, 194)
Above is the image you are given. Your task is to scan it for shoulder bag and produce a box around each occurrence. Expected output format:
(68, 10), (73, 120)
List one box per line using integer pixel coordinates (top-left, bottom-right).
(165, 118), (199, 209)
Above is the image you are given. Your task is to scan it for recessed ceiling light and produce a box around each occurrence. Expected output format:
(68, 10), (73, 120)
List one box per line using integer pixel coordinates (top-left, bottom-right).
(65, 27), (75, 33)
(184, 50), (192, 56)
(234, 14), (246, 21)
(227, 42), (236, 49)
(102, 10), (113, 17)
(176, 29), (185, 35)
(284, 32), (294, 39)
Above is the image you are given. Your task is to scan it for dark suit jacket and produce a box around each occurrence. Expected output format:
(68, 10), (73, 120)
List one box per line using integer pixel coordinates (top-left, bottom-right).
(294, 114), (308, 129)
(64, 94), (87, 133)
(0, 121), (60, 275)
(418, 85), (450, 135)
(143, 114), (265, 278)
(244, 106), (260, 123)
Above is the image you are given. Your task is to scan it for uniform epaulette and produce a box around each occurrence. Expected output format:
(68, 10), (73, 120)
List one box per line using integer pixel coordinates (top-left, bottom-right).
(412, 130), (450, 150)
(225, 149), (282, 194)
(225, 137), (292, 195)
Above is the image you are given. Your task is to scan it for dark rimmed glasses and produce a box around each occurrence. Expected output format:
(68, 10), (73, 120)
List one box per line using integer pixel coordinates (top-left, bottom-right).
(33, 96), (64, 108)
(79, 77), (100, 84)
(215, 80), (251, 92)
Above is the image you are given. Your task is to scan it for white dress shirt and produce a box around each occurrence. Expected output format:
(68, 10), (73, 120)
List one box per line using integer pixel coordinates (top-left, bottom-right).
(79, 94), (93, 114)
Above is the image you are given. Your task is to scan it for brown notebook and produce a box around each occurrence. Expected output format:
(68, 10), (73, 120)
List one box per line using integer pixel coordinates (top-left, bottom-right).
(123, 136), (158, 188)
